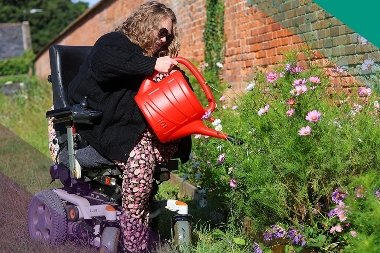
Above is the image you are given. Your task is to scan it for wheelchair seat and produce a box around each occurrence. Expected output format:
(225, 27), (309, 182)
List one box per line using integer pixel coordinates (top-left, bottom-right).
(48, 45), (115, 169)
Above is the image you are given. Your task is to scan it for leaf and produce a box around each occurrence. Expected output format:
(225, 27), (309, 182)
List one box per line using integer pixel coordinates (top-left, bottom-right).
(233, 237), (246, 245)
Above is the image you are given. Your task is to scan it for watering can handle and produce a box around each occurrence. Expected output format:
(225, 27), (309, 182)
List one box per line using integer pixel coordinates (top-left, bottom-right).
(140, 57), (217, 113)
(173, 57), (216, 113)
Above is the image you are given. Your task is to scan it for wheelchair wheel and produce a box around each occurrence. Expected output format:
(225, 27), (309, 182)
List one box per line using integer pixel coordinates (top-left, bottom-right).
(172, 220), (192, 246)
(27, 190), (67, 245)
(99, 227), (120, 253)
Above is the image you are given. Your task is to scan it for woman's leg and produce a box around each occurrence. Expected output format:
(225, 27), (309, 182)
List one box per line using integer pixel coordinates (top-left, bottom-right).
(117, 128), (179, 253)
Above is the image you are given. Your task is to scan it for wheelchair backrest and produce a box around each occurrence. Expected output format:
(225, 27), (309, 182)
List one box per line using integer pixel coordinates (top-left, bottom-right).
(49, 45), (92, 109)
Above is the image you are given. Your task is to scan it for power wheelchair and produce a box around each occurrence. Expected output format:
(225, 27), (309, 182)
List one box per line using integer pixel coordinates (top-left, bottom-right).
(27, 45), (193, 252)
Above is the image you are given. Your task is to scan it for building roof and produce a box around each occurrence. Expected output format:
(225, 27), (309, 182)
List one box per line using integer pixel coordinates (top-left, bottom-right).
(0, 22), (32, 61)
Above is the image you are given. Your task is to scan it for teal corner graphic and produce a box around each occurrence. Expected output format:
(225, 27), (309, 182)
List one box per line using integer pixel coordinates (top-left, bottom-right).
(313, 0), (380, 48)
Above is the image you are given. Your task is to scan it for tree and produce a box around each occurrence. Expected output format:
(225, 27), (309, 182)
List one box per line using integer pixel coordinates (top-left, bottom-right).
(0, 0), (88, 53)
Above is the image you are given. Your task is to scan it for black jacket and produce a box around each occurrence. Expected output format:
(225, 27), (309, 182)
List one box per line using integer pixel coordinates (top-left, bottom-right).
(68, 32), (158, 162)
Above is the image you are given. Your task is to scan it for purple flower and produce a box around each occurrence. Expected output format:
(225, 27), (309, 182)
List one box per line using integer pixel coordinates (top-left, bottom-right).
(231, 105), (238, 110)
(201, 110), (211, 120)
(332, 188), (346, 204)
(288, 229), (307, 247)
(285, 63), (292, 71)
(357, 35), (368, 45)
(253, 242), (263, 253)
(217, 153), (226, 164)
(270, 225), (287, 239)
(263, 229), (273, 241)
(219, 95), (226, 101)
(361, 58), (375, 71)
(375, 189), (380, 201)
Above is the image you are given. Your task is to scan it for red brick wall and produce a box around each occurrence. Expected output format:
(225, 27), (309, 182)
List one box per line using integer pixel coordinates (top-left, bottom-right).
(35, 0), (377, 92)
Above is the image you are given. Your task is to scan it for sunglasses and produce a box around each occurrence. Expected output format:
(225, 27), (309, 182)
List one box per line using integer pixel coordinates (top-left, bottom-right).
(158, 28), (174, 42)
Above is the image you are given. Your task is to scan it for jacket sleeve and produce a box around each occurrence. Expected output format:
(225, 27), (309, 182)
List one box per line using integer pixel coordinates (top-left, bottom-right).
(90, 32), (157, 82)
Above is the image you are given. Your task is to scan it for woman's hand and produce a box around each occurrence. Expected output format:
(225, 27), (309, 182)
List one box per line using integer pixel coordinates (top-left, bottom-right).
(155, 56), (177, 73)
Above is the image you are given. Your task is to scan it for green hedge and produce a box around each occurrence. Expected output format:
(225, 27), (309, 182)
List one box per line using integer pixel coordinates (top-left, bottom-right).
(0, 50), (35, 76)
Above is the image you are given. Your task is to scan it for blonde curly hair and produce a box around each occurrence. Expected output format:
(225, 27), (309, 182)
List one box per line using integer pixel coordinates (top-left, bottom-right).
(115, 1), (180, 57)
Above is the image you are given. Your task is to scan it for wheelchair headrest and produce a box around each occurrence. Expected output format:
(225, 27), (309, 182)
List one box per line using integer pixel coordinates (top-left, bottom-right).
(49, 45), (92, 109)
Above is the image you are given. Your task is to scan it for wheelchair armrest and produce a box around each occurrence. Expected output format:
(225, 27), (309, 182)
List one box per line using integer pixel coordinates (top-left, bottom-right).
(46, 104), (102, 125)
(46, 107), (72, 119)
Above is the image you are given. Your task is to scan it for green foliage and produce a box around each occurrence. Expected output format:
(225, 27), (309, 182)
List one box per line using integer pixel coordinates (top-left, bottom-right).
(0, 50), (34, 75)
(204, 0), (225, 90)
(0, 75), (52, 157)
(0, 0), (88, 53)
(180, 45), (380, 252)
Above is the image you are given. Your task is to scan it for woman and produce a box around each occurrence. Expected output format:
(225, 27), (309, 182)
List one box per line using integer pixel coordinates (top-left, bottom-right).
(66, 2), (189, 252)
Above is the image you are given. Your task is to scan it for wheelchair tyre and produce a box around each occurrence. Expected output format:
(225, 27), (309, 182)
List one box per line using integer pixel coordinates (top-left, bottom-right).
(172, 220), (192, 246)
(99, 227), (120, 253)
(27, 190), (67, 245)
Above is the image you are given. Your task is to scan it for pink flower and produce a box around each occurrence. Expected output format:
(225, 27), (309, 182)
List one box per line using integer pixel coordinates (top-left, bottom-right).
(330, 224), (343, 233)
(231, 105), (238, 110)
(355, 185), (366, 198)
(310, 86), (317, 90)
(350, 231), (357, 237)
(298, 126), (311, 136)
(293, 78), (307, 86)
(258, 105), (270, 116)
(286, 108), (295, 117)
(290, 66), (303, 73)
(286, 98), (296, 106)
(291, 85), (307, 96)
(266, 72), (278, 83)
(219, 95), (226, 101)
(305, 110), (322, 122)
(194, 134), (202, 139)
(309, 76), (320, 83)
(358, 87), (372, 97)
(230, 179), (237, 188)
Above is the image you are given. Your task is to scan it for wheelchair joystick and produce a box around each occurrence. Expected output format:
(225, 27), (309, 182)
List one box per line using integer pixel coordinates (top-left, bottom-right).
(80, 96), (89, 109)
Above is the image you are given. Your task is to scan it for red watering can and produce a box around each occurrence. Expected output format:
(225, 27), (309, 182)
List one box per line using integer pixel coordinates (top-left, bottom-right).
(135, 57), (242, 144)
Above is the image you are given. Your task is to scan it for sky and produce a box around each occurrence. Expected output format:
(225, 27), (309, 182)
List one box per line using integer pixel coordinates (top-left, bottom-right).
(72, 0), (100, 8)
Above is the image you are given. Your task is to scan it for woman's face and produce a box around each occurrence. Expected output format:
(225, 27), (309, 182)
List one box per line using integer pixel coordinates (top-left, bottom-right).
(152, 17), (173, 54)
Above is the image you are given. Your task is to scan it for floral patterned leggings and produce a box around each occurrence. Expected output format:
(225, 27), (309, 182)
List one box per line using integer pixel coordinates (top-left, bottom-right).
(115, 128), (179, 252)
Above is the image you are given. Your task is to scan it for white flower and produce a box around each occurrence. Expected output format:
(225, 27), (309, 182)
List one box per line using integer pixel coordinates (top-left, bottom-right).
(215, 124), (223, 131)
(212, 118), (222, 126)
(374, 101), (379, 109)
(216, 62), (223, 68)
(245, 82), (255, 91)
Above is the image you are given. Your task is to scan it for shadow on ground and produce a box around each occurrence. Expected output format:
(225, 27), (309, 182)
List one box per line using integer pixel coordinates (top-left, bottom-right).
(0, 124), (97, 253)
